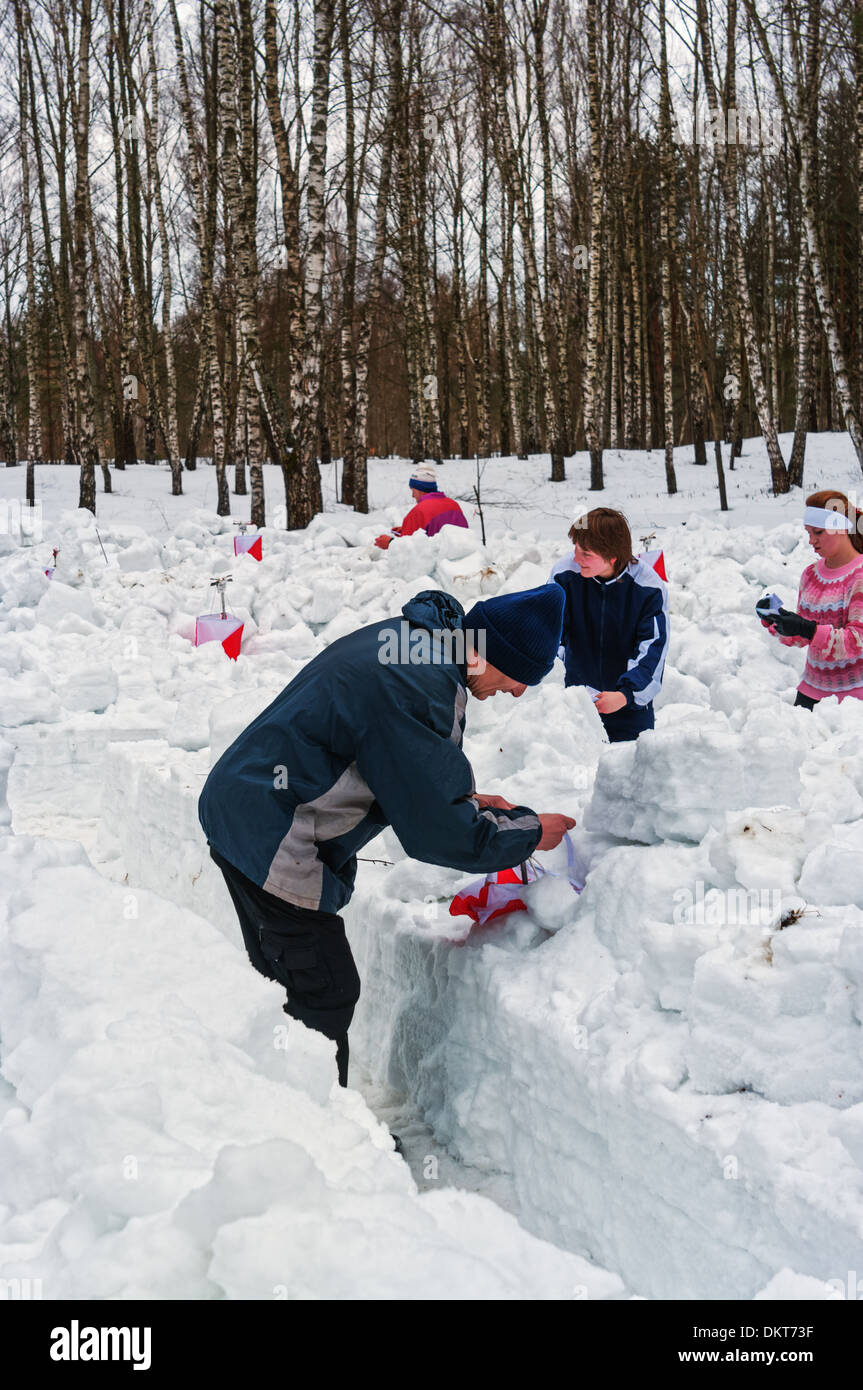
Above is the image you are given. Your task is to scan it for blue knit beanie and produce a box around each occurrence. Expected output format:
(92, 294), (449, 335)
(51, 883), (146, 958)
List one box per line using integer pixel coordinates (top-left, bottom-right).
(409, 464), (438, 493)
(462, 583), (565, 685)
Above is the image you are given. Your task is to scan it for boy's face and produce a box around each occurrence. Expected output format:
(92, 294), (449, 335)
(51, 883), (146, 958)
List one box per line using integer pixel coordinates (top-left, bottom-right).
(574, 541), (616, 579)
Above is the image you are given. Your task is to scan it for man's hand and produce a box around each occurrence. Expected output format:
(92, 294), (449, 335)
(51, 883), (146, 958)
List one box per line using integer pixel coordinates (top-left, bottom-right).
(374, 534), (392, 550)
(474, 794), (516, 810)
(536, 813), (577, 851)
(594, 690), (628, 715)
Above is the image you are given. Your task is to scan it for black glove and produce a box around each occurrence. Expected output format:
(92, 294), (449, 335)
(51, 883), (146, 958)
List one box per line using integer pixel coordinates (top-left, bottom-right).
(768, 607), (817, 641)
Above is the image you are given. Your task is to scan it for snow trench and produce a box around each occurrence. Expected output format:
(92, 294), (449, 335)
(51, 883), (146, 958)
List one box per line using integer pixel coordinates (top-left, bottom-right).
(0, 745), (618, 1300)
(53, 716), (863, 1301)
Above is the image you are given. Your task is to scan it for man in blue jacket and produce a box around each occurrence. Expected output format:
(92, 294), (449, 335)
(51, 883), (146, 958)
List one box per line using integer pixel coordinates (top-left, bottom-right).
(199, 584), (572, 1088)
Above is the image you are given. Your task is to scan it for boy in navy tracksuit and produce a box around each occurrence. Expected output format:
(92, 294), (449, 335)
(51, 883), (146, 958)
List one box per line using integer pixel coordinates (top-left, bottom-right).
(550, 508), (669, 742)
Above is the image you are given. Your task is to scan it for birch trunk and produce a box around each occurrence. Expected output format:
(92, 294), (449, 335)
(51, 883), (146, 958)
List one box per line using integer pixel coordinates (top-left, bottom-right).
(451, 144), (470, 458)
(532, 0), (571, 457)
(338, 0), (358, 505)
(608, 264), (619, 450)
(584, 0), (603, 486)
(105, 32), (135, 468)
(658, 0), (678, 494)
(620, 0), (636, 450)
(487, 0), (563, 479)
(85, 178), (121, 478)
(630, 174), (645, 447)
(167, 0), (230, 513)
(239, 0), (265, 524)
(16, 0), (41, 469)
(352, 34), (396, 515)
(113, 0), (167, 473)
(185, 354), (207, 471)
(144, 0), (181, 493)
(476, 73), (492, 459)
(0, 300), (15, 465)
(789, 238), (815, 487)
(71, 0), (101, 511)
(797, 26), (863, 466)
(766, 197), (780, 425)
(25, 3), (78, 478)
(744, 0), (863, 468)
(500, 187), (525, 459)
(696, 0), (788, 493)
(216, 0), (267, 524)
(638, 177), (653, 447)
(263, 0), (304, 519)
(289, 0), (334, 528)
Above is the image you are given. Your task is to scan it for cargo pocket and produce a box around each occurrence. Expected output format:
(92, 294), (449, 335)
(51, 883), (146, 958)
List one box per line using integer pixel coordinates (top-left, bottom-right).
(259, 929), (330, 998)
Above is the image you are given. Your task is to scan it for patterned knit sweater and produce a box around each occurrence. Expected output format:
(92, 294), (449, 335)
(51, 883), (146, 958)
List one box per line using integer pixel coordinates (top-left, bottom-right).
(784, 553), (863, 700)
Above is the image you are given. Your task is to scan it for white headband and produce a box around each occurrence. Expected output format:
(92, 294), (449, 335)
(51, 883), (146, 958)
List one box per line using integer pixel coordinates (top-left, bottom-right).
(803, 505), (853, 532)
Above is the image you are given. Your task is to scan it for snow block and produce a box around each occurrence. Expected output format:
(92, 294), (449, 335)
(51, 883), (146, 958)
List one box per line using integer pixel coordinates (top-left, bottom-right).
(585, 714), (805, 844)
(347, 880), (863, 1298)
(798, 821), (863, 908)
(55, 665), (119, 714)
(36, 580), (104, 629)
(0, 833), (623, 1300)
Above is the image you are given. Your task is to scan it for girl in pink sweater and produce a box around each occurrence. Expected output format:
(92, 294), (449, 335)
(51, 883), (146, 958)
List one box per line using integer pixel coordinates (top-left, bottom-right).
(759, 489), (863, 708)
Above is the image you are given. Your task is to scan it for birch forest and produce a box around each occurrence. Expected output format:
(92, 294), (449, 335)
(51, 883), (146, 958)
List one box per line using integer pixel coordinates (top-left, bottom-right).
(0, 0), (860, 524)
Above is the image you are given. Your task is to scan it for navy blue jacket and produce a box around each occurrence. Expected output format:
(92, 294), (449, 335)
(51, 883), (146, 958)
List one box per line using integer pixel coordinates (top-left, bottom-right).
(551, 556), (669, 733)
(199, 590), (543, 912)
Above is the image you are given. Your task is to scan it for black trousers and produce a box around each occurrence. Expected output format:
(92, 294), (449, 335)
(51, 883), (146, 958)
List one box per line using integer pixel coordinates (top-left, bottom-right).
(209, 845), (361, 1086)
(794, 692), (819, 710)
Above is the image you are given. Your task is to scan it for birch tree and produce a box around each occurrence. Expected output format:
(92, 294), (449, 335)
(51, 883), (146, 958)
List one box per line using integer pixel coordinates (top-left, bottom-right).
(584, 0), (603, 487)
(167, 0), (230, 512)
(696, 0), (789, 493)
(744, 0), (863, 472)
(658, 0), (678, 494)
(15, 0), (41, 475)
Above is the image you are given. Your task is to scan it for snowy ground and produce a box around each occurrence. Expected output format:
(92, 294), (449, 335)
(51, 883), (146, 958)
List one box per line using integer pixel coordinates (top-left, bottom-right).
(1, 433), (862, 1300)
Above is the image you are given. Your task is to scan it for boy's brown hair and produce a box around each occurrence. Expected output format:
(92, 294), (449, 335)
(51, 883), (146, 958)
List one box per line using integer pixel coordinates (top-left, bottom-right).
(568, 508), (634, 576)
(805, 489), (863, 554)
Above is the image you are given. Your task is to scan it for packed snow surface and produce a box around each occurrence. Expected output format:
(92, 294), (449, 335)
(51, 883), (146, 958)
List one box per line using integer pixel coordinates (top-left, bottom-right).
(1, 435), (863, 1299)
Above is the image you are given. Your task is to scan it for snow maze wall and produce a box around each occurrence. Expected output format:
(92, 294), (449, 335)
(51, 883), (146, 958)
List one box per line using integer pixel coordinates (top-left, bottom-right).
(3, 501), (863, 1298)
(32, 699), (863, 1300)
(88, 717), (861, 1301)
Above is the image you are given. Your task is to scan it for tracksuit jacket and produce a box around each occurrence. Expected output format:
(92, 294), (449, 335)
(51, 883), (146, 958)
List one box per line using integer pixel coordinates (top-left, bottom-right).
(550, 554), (669, 738)
(198, 590), (542, 912)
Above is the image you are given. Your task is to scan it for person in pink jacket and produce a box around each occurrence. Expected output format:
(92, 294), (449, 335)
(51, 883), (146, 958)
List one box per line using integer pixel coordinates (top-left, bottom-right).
(375, 464), (469, 549)
(758, 488), (863, 708)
